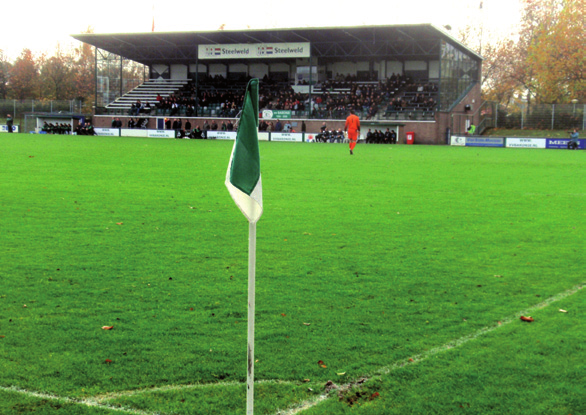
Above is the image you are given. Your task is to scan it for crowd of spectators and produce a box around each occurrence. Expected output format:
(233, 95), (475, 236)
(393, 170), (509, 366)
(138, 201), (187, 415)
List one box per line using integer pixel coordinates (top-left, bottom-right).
(41, 122), (71, 134)
(127, 72), (438, 121)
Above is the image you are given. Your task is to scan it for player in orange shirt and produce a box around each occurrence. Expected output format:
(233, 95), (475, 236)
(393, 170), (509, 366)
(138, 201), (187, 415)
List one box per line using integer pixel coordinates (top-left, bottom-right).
(344, 109), (361, 155)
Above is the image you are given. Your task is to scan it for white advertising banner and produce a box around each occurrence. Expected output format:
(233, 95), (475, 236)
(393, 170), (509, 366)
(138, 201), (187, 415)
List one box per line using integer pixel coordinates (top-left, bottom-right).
(198, 43), (310, 59)
(1, 125), (19, 133)
(506, 138), (546, 149)
(95, 128), (119, 136)
(271, 133), (303, 142)
(258, 132), (270, 141)
(147, 130), (175, 138)
(120, 129), (149, 138)
(208, 131), (237, 140)
(450, 135), (466, 146)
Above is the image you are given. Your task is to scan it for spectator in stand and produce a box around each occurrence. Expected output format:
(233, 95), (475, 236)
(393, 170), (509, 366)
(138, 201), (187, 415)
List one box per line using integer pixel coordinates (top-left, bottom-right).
(133, 100), (142, 115)
(283, 121), (292, 132)
(227, 120), (234, 131)
(165, 118), (171, 130)
(144, 102), (152, 114)
(211, 120), (218, 130)
(203, 120), (211, 131)
(185, 120), (192, 132)
(366, 129), (374, 144)
(128, 118), (136, 129)
(275, 119), (283, 132)
(111, 118), (122, 128)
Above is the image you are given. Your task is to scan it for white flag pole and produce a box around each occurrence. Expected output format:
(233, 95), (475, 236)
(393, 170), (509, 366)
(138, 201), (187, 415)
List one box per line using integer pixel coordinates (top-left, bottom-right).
(246, 221), (257, 415)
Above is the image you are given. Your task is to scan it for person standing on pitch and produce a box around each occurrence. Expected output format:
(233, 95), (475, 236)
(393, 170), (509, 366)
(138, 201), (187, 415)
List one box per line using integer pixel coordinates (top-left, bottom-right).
(344, 109), (360, 155)
(6, 114), (14, 133)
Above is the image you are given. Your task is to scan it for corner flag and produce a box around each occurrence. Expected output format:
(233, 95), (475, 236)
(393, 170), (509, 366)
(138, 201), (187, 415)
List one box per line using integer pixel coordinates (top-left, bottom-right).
(225, 78), (262, 415)
(225, 78), (263, 224)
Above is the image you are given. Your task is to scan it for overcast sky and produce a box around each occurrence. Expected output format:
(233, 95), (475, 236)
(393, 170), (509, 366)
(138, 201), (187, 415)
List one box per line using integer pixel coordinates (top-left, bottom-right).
(1, 0), (522, 60)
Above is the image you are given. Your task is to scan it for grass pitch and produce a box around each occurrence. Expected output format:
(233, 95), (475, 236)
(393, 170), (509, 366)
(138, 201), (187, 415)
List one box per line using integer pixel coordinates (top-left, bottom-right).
(0, 133), (584, 414)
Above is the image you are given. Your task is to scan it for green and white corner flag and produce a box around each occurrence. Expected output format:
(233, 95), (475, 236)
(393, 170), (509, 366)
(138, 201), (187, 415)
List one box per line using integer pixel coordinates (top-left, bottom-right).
(225, 78), (263, 224)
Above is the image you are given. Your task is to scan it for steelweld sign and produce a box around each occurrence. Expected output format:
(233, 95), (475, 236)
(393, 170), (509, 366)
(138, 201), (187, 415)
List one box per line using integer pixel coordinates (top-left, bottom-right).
(465, 136), (504, 147)
(198, 43), (310, 59)
(546, 138), (586, 149)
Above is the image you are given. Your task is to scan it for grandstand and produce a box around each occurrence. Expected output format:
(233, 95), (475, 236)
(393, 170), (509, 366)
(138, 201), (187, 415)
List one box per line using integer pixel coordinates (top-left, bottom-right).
(72, 24), (482, 144)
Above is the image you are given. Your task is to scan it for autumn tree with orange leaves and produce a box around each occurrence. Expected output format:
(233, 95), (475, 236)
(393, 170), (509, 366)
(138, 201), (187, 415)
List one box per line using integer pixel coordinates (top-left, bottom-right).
(478, 0), (584, 105)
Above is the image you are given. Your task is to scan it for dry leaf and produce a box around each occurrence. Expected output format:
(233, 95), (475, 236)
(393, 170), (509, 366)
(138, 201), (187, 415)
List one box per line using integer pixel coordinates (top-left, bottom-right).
(336, 372), (346, 376)
(520, 316), (534, 322)
(317, 360), (324, 365)
(303, 379), (310, 382)
(559, 309), (568, 313)
(303, 322), (311, 326)
(104, 359), (113, 364)
(281, 313), (286, 317)
(369, 392), (380, 400)
(101, 326), (114, 330)
(116, 222), (123, 225)
(320, 364), (327, 368)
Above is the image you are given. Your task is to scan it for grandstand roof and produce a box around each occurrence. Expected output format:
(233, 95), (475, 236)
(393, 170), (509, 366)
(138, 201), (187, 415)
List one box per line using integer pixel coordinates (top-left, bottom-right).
(71, 24), (482, 66)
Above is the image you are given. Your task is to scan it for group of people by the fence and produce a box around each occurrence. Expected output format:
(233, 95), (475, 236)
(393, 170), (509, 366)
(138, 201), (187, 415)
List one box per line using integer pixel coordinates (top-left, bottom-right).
(41, 122), (71, 135)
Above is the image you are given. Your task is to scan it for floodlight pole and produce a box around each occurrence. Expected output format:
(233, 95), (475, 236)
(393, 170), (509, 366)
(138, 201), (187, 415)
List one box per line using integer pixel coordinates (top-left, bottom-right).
(246, 221), (257, 414)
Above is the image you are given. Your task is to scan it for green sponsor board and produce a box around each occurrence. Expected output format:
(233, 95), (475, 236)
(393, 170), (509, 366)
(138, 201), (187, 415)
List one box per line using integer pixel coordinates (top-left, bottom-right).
(261, 109), (292, 119)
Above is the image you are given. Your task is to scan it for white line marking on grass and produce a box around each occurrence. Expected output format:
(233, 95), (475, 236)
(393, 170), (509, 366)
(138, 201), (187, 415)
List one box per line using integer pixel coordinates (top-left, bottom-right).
(0, 385), (161, 415)
(93, 379), (296, 402)
(2, 284), (582, 415)
(273, 283), (584, 415)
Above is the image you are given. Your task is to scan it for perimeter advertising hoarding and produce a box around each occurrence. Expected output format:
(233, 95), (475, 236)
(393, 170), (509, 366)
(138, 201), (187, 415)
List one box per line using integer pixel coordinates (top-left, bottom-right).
(465, 136), (504, 147)
(271, 133), (303, 142)
(1, 125), (19, 133)
(450, 135), (466, 146)
(95, 128), (119, 136)
(258, 132), (270, 141)
(208, 131), (237, 140)
(546, 138), (585, 149)
(198, 43), (310, 59)
(506, 138), (546, 148)
(147, 130), (175, 138)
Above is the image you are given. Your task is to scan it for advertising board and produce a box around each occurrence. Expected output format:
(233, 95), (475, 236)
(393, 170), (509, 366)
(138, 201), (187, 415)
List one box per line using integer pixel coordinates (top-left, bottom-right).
(465, 136), (504, 147)
(506, 138), (546, 149)
(207, 131), (237, 140)
(271, 133), (303, 142)
(95, 128), (119, 136)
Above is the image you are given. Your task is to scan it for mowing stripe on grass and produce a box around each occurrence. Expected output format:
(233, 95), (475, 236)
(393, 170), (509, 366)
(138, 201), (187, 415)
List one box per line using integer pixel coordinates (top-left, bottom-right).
(1, 284), (582, 415)
(274, 282), (584, 415)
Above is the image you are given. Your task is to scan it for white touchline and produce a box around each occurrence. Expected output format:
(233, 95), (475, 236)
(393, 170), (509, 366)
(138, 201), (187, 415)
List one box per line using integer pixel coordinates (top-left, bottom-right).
(1, 283), (582, 415)
(273, 282), (584, 415)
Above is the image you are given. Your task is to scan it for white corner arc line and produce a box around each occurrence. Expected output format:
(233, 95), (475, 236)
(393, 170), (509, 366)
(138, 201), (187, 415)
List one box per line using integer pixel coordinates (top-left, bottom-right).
(0, 385), (162, 415)
(273, 283), (584, 415)
(1, 284), (582, 415)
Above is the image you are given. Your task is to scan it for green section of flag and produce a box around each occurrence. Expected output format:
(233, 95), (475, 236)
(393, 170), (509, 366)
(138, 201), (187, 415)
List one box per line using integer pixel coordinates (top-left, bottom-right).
(229, 79), (260, 196)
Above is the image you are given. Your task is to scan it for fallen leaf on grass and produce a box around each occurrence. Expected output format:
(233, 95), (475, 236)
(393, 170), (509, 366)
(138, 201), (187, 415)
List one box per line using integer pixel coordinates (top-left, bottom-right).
(337, 372), (346, 376)
(116, 222), (123, 226)
(0, 335), (5, 338)
(303, 322), (311, 326)
(520, 316), (534, 322)
(408, 358), (414, 362)
(303, 379), (310, 382)
(101, 326), (114, 330)
(104, 359), (113, 364)
(559, 309), (568, 313)
(369, 392), (380, 400)
(281, 313), (286, 317)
